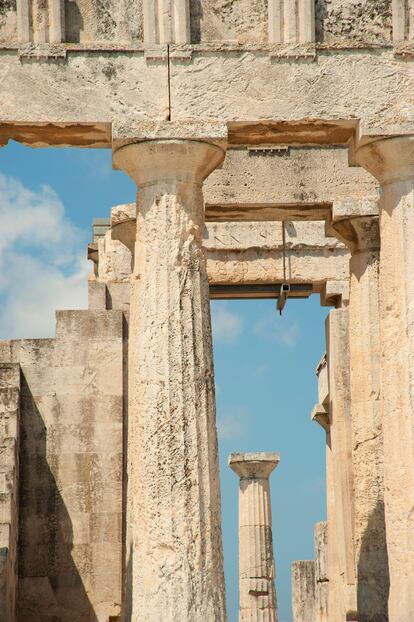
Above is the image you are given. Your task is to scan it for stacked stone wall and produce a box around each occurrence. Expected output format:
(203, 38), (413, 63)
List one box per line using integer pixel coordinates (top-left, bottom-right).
(0, 363), (20, 622)
(0, 310), (125, 621)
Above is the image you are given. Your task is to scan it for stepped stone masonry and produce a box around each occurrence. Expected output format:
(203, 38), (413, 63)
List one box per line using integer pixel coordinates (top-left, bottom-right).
(229, 453), (279, 622)
(0, 0), (413, 619)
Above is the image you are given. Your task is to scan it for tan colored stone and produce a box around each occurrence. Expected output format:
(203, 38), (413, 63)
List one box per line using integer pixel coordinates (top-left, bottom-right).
(326, 308), (356, 622)
(113, 133), (227, 621)
(229, 452), (279, 622)
(292, 561), (315, 622)
(330, 208), (388, 621)
(356, 135), (414, 622)
(0, 364), (20, 622)
(314, 522), (328, 622)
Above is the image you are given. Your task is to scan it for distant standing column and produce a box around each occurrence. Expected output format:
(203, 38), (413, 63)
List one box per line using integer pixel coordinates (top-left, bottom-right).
(229, 452), (280, 622)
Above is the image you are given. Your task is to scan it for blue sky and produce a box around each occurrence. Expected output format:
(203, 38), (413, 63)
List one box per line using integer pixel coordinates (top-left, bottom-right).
(0, 141), (327, 621)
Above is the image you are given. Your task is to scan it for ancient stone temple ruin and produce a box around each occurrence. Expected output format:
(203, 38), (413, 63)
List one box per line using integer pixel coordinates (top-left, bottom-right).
(0, 0), (413, 620)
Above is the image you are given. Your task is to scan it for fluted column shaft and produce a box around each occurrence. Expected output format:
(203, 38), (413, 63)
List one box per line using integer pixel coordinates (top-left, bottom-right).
(326, 307), (356, 620)
(331, 212), (387, 621)
(113, 138), (227, 621)
(229, 453), (279, 622)
(356, 136), (414, 621)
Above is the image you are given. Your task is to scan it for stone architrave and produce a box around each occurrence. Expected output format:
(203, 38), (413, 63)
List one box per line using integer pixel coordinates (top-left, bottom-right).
(229, 452), (279, 622)
(330, 203), (388, 621)
(356, 136), (414, 622)
(112, 122), (227, 621)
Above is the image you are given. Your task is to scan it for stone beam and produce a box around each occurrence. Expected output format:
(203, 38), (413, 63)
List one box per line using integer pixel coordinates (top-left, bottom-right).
(205, 202), (331, 222)
(204, 147), (377, 213)
(229, 452), (279, 622)
(109, 207), (350, 292)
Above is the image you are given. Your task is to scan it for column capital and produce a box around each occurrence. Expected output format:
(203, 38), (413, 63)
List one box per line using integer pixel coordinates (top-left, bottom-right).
(330, 217), (380, 254)
(229, 452), (280, 480)
(328, 198), (380, 253)
(112, 120), (227, 186)
(355, 135), (414, 185)
(311, 404), (330, 432)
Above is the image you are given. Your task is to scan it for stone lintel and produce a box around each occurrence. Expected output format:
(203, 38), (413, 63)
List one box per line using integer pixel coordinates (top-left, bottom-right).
(0, 122), (111, 149)
(229, 452), (280, 480)
(112, 119), (228, 152)
(320, 280), (349, 308)
(205, 201), (331, 222)
(228, 119), (358, 147)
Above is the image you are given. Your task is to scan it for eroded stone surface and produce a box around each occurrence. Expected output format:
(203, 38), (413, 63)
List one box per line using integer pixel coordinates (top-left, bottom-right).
(113, 138), (227, 621)
(0, 312), (124, 622)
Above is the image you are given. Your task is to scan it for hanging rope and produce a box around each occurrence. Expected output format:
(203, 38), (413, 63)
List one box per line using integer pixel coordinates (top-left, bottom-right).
(277, 220), (290, 315)
(282, 220), (287, 283)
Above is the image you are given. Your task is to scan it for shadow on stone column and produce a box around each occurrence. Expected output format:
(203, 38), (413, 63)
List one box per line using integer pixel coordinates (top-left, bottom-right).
(356, 499), (389, 622)
(17, 376), (97, 621)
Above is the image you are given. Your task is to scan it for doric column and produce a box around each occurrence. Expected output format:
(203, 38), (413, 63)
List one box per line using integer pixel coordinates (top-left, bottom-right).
(229, 452), (279, 622)
(356, 136), (414, 621)
(326, 304), (356, 621)
(330, 201), (388, 621)
(112, 123), (227, 621)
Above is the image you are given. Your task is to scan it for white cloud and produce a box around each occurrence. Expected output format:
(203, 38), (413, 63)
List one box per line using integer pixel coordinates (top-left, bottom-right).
(217, 407), (249, 441)
(211, 303), (243, 344)
(0, 174), (89, 339)
(254, 363), (269, 378)
(253, 312), (300, 349)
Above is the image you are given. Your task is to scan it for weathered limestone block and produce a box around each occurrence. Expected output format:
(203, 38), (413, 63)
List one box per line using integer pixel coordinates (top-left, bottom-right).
(205, 147), (377, 209)
(0, 310), (124, 622)
(0, 1), (17, 44)
(330, 203), (388, 622)
(315, 0), (392, 44)
(65, 0), (143, 44)
(112, 126), (227, 621)
(0, 363), (20, 622)
(190, 0), (268, 44)
(314, 522), (328, 622)
(107, 203), (350, 289)
(292, 561), (315, 622)
(169, 51), (414, 135)
(229, 452), (279, 622)
(356, 135), (414, 622)
(97, 230), (132, 283)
